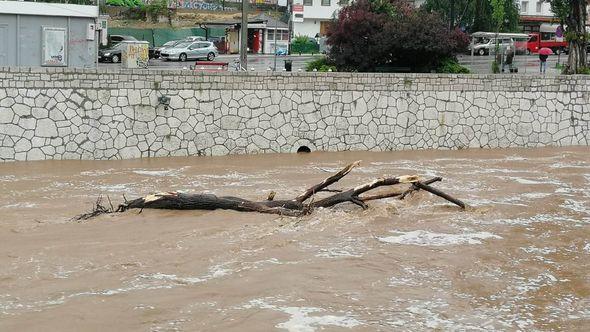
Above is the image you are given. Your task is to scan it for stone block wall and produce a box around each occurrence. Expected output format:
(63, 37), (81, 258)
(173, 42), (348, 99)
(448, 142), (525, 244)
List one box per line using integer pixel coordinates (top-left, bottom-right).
(0, 67), (589, 161)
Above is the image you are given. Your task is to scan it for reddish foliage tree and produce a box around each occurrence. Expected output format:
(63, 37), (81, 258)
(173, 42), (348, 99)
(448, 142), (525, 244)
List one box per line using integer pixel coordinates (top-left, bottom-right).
(326, 0), (391, 72)
(326, 0), (469, 72)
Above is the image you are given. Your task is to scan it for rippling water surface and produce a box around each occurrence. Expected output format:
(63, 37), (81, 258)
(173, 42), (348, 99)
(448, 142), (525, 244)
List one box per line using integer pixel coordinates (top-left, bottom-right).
(1, 147), (589, 331)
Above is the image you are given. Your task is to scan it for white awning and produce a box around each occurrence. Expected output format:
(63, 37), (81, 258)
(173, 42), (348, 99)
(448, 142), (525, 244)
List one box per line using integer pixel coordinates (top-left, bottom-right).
(471, 32), (530, 39)
(0, 1), (99, 18)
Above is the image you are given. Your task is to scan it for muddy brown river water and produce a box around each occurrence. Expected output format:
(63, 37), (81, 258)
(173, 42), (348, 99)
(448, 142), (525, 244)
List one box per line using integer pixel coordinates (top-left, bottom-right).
(1, 147), (589, 331)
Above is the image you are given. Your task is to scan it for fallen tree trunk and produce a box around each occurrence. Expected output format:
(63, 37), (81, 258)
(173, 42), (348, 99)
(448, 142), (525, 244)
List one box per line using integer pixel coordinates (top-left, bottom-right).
(75, 161), (466, 221)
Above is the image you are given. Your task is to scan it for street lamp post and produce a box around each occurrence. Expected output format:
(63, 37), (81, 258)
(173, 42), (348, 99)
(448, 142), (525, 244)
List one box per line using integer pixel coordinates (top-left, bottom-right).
(240, 0), (248, 70)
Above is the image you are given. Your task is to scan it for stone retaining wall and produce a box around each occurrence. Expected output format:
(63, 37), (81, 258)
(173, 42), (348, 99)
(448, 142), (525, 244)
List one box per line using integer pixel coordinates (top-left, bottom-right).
(0, 67), (589, 161)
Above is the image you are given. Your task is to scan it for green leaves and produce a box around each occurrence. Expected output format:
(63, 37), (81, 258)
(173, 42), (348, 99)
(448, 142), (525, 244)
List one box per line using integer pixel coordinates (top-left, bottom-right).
(545, 0), (569, 23)
(106, 0), (144, 8)
(424, 0), (519, 33)
(490, 0), (505, 31)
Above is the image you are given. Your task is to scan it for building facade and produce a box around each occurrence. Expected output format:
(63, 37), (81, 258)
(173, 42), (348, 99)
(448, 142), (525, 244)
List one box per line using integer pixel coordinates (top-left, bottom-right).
(0, 1), (99, 68)
(213, 14), (289, 55)
(519, 0), (556, 33)
(292, 0), (341, 38)
(291, 0), (427, 38)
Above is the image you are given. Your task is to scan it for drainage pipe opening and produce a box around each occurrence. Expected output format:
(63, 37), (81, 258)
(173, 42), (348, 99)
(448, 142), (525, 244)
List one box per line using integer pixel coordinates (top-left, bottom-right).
(297, 146), (311, 153)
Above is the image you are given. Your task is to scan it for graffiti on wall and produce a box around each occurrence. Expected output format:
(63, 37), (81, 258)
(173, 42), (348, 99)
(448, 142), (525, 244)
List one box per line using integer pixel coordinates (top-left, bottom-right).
(122, 43), (149, 69)
(168, 0), (237, 11)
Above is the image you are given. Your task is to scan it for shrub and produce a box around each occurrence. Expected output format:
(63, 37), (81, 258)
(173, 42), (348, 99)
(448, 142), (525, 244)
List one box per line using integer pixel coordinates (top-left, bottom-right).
(306, 57), (337, 72)
(106, 0), (143, 7)
(145, 0), (168, 22)
(291, 35), (320, 54)
(491, 61), (500, 73)
(326, 0), (470, 72)
(437, 58), (470, 73)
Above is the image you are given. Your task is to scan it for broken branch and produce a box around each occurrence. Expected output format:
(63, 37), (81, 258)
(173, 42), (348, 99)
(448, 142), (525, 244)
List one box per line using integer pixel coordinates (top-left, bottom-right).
(75, 161), (466, 220)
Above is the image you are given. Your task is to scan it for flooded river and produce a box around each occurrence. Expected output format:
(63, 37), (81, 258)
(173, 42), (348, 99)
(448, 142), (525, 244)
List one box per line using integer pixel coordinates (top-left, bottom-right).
(1, 147), (589, 331)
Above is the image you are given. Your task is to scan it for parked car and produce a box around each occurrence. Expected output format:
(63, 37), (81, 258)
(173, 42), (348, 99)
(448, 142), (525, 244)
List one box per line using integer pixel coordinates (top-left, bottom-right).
(154, 40), (185, 59)
(108, 34), (137, 45)
(160, 41), (219, 62)
(184, 36), (206, 42)
(102, 35), (157, 59)
(98, 42), (125, 63)
(562, 44), (590, 55)
(207, 36), (222, 43)
(470, 38), (514, 56)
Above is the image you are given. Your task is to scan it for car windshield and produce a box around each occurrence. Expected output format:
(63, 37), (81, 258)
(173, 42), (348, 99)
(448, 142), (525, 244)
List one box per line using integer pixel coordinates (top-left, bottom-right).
(175, 42), (191, 48)
(162, 41), (176, 47)
(112, 43), (124, 50)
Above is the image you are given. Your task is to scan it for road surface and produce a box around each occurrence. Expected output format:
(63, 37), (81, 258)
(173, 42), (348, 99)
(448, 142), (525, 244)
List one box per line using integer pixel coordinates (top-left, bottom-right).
(99, 53), (569, 75)
(99, 54), (319, 72)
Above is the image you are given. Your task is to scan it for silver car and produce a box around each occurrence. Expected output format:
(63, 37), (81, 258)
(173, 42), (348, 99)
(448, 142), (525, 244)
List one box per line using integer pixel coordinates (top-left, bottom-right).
(184, 36), (206, 42)
(160, 41), (218, 62)
(471, 38), (514, 56)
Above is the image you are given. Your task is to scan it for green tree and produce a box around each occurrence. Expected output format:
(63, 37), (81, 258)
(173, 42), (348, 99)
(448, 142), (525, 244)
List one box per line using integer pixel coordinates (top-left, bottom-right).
(490, 0), (505, 73)
(423, 0), (518, 32)
(490, 0), (505, 31)
(545, 0), (588, 73)
(472, 0), (493, 32)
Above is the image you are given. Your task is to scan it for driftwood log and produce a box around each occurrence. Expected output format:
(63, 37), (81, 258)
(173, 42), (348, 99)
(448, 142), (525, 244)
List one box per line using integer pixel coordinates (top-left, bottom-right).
(75, 160), (465, 221)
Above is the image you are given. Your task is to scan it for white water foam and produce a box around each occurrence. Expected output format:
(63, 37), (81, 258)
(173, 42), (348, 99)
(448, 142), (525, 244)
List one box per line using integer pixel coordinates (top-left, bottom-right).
(79, 169), (117, 177)
(561, 199), (590, 216)
(491, 214), (583, 226)
(0, 263), (234, 315)
(132, 167), (189, 177)
(379, 230), (502, 246)
(244, 299), (362, 332)
(501, 176), (564, 186)
(520, 246), (557, 255)
(0, 202), (37, 209)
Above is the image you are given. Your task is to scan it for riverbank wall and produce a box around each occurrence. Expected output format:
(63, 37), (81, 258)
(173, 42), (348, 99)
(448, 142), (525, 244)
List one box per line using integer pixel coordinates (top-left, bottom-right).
(0, 67), (588, 161)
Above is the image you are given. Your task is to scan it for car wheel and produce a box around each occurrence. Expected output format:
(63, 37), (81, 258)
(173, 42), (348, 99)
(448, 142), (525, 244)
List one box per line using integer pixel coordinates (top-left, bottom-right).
(526, 49), (531, 55)
(179, 53), (187, 62)
(478, 49), (486, 56)
(111, 54), (120, 63)
(207, 52), (215, 61)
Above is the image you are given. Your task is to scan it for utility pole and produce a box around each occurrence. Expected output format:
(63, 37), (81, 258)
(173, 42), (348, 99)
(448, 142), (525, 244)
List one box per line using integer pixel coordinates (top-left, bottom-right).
(240, 0), (249, 70)
(273, 1), (279, 71)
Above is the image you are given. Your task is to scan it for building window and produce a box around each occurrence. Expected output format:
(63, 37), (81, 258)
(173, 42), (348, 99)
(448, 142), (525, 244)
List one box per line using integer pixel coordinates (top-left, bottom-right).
(536, 1), (542, 13)
(322, 0), (330, 6)
(521, 1), (528, 13)
(304, 0), (312, 6)
(281, 30), (289, 41)
(268, 30), (275, 41)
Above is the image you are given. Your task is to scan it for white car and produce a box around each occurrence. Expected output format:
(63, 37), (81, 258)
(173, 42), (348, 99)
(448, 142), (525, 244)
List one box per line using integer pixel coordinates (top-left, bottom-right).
(471, 38), (514, 56)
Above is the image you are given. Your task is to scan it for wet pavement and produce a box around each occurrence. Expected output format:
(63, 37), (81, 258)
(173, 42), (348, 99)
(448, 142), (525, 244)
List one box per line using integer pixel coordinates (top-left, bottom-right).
(99, 54), (318, 72)
(99, 53), (569, 75)
(1, 147), (589, 331)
